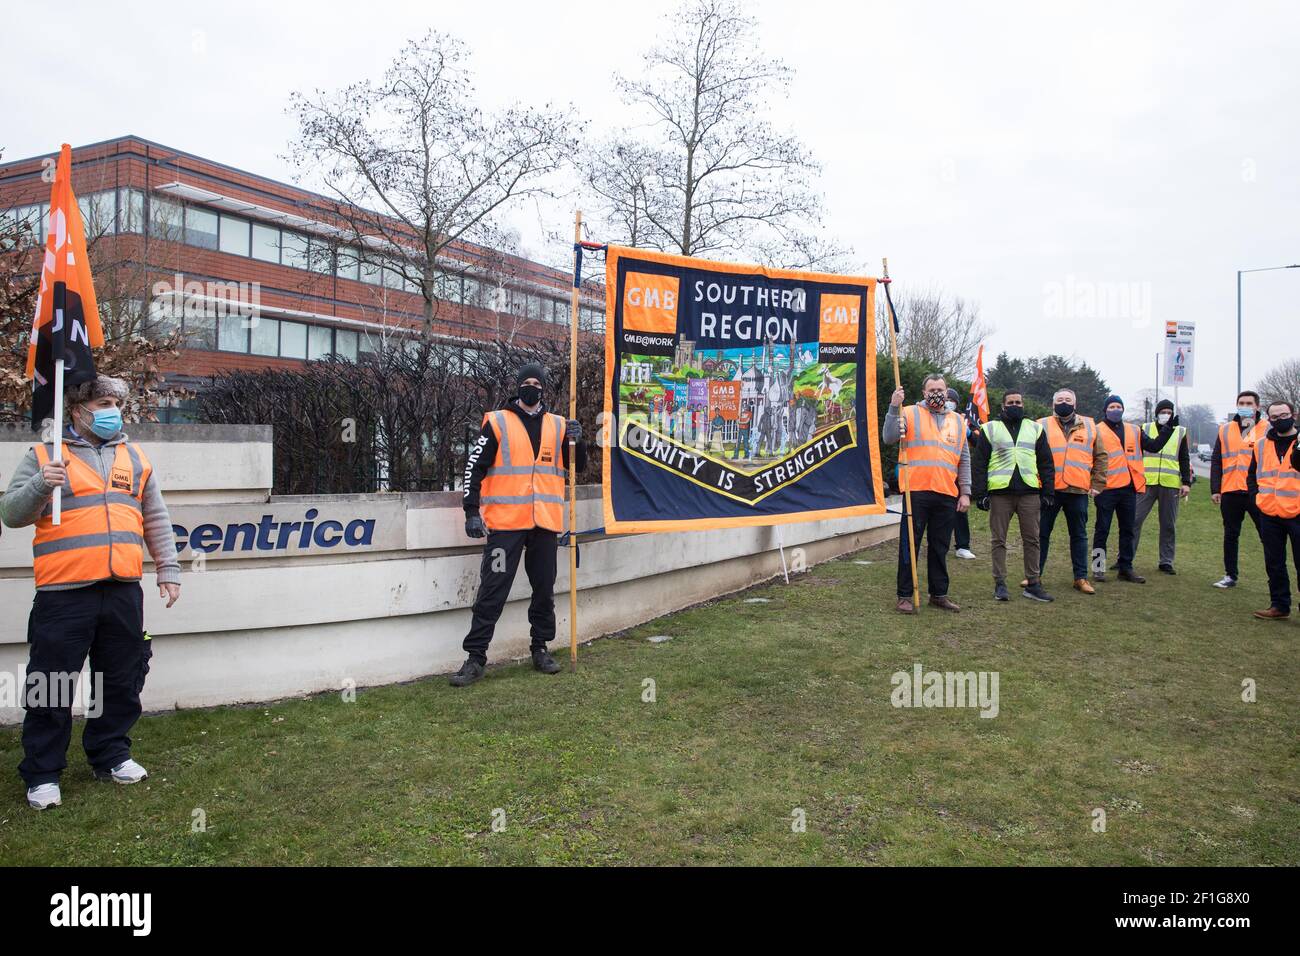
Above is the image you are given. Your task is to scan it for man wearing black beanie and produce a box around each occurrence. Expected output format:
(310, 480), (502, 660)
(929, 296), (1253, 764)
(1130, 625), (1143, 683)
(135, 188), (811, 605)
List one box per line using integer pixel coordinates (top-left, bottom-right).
(1134, 398), (1191, 573)
(451, 362), (586, 686)
(1092, 394), (1174, 582)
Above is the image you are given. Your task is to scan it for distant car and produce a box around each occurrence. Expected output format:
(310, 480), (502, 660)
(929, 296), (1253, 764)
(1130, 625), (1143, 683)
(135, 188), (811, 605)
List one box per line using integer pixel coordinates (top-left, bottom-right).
(1197, 446), (1213, 463)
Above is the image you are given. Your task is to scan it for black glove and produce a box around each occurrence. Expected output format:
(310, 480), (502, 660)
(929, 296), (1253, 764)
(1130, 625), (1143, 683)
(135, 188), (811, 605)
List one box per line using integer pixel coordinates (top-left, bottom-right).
(1169, 415), (1180, 428)
(465, 513), (487, 538)
(977, 495), (991, 511)
(1040, 493), (1056, 508)
(566, 418), (582, 443)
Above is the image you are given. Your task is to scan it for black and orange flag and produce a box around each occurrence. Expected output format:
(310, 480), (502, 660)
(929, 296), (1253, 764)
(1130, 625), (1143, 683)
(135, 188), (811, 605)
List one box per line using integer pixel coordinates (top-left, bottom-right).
(27, 143), (103, 430)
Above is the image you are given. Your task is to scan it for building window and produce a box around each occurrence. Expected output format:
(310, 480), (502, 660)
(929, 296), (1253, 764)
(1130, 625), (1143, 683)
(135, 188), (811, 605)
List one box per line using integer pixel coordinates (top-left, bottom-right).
(218, 313), (249, 352)
(382, 262), (406, 289)
(281, 231), (309, 269)
(306, 237), (332, 274)
(334, 329), (358, 362)
(462, 276), (482, 307)
(117, 189), (144, 234)
(358, 330), (378, 357)
(78, 192), (116, 239)
(148, 298), (180, 338)
(183, 310), (217, 350)
(219, 214), (250, 257)
(307, 324), (333, 360)
(250, 316), (280, 356)
(360, 257), (382, 285)
(149, 197), (183, 240)
(252, 223), (280, 263)
(337, 247), (361, 282)
(280, 321), (307, 359)
(184, 206), (219, 250)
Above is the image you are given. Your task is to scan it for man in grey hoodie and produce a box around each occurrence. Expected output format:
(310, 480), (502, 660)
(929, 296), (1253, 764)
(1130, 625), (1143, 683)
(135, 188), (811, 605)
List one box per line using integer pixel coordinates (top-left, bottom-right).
(1, 374), (181, 811)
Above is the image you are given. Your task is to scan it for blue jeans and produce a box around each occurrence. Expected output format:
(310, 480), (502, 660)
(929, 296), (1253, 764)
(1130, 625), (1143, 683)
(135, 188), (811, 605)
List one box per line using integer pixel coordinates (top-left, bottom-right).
(1040, 491), (1090, 579)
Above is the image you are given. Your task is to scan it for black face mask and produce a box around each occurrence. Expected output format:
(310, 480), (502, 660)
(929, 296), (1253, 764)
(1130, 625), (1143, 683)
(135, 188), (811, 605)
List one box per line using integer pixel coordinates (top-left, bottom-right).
(1054, 402), (1075, 418)
(1275, 417), (1295, 434)
(1003, 406), (1024, 422)
(519, 385), (543, 407)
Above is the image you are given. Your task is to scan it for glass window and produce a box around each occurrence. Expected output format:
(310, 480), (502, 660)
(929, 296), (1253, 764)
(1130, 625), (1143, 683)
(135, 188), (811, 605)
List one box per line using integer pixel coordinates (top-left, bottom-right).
(527, 294), (543, 321)
(218, 313), (248, 352)
(149, 196), (183, 240)
(307, 324), (332, 360)
(219, 214), (250, 256)
(509, 289), (526, 317)
(281, 231), (309, 269)
(334, 329), (358, 362)
(185, 206), (219, 249)
(383, 263), (406, 289)
(280, 321), (307, 359)
(77, 192), (115, 238)
(251, 223), (280, 263)
(462, 277), (482, 307)
(337, 247), (361, 281)
(358, 330), (378, 357)
(250, 317), (280, 356)
(360, 257), (382, 285)
(10, 205), (39, 247)
(148, 298), (180, 337)
(306, 238), (332, 274)
(183, 310), (217, 350)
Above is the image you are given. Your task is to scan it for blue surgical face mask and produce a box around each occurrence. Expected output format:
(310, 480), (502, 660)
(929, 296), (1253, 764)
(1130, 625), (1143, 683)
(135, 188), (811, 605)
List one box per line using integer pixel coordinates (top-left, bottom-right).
(1106, 408), (1124, 423)
(1238, 406), (1256, 420)
(88, 408), (122, 439)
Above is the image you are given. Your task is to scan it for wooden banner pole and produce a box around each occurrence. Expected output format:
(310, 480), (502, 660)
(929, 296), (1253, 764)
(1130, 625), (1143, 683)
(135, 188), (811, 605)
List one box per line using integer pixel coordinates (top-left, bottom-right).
(567, 211), (583, 671)
(882, 258), (920, 609)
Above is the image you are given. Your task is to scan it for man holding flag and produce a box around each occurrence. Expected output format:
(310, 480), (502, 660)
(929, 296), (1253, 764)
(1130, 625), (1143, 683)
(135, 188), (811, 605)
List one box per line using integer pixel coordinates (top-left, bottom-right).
(0, 145), (181, 811)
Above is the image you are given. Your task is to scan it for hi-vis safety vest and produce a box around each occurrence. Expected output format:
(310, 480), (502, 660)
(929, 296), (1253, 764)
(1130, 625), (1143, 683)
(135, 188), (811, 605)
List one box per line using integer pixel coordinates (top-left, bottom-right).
(1255, 434), (1300, 519)
(900, 405), (966, 497)
(1100, 421), (1146, 493)
(1038, 415), (1097, 491)
(31, 441), (151, 588)
(981, 418), (1041, 490)
(1143, 423), (1186, 489)
(1218, 418), (1268, 494)
(480, 410), (567, 532)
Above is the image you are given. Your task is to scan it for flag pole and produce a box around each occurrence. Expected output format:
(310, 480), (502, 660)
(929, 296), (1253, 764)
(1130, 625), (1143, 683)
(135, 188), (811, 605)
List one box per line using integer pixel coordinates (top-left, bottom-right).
(882, 258), (919, 609)
(567, 211), (583, 671)
(51, 359), (63, 525)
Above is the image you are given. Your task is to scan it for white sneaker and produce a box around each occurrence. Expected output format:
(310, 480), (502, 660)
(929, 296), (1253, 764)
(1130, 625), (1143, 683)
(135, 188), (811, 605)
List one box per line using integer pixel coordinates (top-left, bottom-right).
(955, 548), (977, 560)
(96, 758), (148, 784)
(1212, 576), (1237, 589)
(27, 782), (61, 810)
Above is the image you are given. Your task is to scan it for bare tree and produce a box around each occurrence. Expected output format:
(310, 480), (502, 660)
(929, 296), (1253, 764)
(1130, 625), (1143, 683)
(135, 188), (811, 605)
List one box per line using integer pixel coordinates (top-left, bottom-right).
(582, 0), (848, 268)
(1255, 357), (1300, 414)
(875, 285), (993, 379)
(287, 31), (581, 335)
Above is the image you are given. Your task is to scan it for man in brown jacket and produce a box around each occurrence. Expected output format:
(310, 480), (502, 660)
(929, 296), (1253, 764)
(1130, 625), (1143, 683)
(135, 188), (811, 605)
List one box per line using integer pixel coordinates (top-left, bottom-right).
(1036, 388), (1108, 593)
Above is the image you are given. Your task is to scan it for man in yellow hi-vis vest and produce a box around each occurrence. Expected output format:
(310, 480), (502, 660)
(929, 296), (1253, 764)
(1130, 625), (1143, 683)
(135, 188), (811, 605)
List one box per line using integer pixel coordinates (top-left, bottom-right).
(451, 363), (586, 687)
(1134, 398), (1192, 573)
(1, 375), (181, 811)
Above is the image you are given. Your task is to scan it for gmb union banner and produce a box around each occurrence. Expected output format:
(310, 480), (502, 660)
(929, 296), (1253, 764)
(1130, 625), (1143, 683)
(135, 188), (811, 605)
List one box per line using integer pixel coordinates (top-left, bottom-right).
(602, 246), (885, 533)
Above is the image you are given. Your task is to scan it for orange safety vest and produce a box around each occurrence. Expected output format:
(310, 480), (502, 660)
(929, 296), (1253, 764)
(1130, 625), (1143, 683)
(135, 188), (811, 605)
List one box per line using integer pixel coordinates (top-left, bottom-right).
(1255, 433), (1300, 519)
(1218, 418), (1268, 494)
(480, 410), (567, 532)
(1100, 421), (1146, 493)
(1039, 415), (1097, 492)
(900, 404), (966, 497)
(31, 440), (151, 588)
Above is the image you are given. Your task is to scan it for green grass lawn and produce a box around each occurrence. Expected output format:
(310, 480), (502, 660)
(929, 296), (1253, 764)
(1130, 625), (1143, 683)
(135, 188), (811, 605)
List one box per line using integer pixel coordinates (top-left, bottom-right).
(2, 487), (1296, 865)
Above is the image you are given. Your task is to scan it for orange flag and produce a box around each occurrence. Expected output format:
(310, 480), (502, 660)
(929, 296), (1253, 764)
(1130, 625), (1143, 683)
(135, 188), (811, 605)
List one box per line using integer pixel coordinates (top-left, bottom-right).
(26, 143), (103, 427)
(971, 344), (989, 423)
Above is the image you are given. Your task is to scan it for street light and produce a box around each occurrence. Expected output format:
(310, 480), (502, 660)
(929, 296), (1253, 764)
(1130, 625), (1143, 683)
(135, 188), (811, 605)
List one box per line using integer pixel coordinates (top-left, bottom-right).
(1238, 264), (1300, 393)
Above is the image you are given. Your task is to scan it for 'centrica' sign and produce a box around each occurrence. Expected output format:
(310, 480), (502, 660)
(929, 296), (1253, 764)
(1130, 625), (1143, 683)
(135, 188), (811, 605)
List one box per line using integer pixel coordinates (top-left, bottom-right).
(168, 499), (406, 560)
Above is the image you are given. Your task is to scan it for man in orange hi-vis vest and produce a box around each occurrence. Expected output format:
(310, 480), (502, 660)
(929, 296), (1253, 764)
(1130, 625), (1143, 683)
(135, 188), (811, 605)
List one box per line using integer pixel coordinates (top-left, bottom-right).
(1036, 387), (1108, 594)
(2, 375), (181, 811)
(1251, 400), (1300, 621)
(1210, 389), (1269, 589)
(450, 363), (586, 686)
(883, 372), (972, 614)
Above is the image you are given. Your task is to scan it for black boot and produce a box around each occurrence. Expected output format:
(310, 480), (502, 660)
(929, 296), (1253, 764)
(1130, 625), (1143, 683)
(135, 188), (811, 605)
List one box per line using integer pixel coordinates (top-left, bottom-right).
(532, 648), (562, 674)
(449, 658), (486, 687)
(993, 580), (1010, 601)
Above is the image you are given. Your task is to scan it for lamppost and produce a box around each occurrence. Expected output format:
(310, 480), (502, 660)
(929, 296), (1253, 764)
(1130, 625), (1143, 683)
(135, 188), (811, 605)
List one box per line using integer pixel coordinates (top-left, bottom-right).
(1238, 264), (1300, 393)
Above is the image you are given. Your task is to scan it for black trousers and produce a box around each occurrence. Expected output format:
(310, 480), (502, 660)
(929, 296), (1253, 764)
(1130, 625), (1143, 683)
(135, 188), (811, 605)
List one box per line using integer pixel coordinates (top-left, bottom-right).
(1092, 485), (1138, 572)
(954, 509), (971, 550)
(20, 581), (151, 787)
(1220, 491), (1261, 579)
(1258, 513), (1300, 613)
(462, 528), (559, 663)
(897, 490), (957, 598)
(1040, 492), (1090, 579)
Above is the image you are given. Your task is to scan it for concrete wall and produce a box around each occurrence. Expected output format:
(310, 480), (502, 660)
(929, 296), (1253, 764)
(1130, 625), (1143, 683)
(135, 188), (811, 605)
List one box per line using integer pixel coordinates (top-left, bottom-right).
(0, 426), (897, 722)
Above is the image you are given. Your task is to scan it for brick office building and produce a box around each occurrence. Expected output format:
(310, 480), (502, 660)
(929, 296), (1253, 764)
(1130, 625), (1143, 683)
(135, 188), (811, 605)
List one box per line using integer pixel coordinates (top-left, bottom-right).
(0, 136), (605, 419)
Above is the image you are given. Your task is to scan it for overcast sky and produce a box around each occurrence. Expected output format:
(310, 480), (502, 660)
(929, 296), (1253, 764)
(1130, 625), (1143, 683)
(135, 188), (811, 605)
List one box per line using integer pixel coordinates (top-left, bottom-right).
(4, 0), (1297, 417)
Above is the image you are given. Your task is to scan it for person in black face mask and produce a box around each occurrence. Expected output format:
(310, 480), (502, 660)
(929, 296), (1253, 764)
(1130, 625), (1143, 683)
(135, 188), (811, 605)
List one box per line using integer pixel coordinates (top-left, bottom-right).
(452, 362), (587, 686)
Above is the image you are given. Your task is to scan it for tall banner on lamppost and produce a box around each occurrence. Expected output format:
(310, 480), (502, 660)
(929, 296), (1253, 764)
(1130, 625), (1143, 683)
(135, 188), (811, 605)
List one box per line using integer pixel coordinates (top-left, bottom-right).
(1163, 320), (1196, 388)
(601, 246), (885, 533)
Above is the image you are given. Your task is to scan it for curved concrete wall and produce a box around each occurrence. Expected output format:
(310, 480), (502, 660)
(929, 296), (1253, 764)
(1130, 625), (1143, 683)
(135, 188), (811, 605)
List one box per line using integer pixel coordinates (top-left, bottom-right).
(0, 426), (897, 721)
